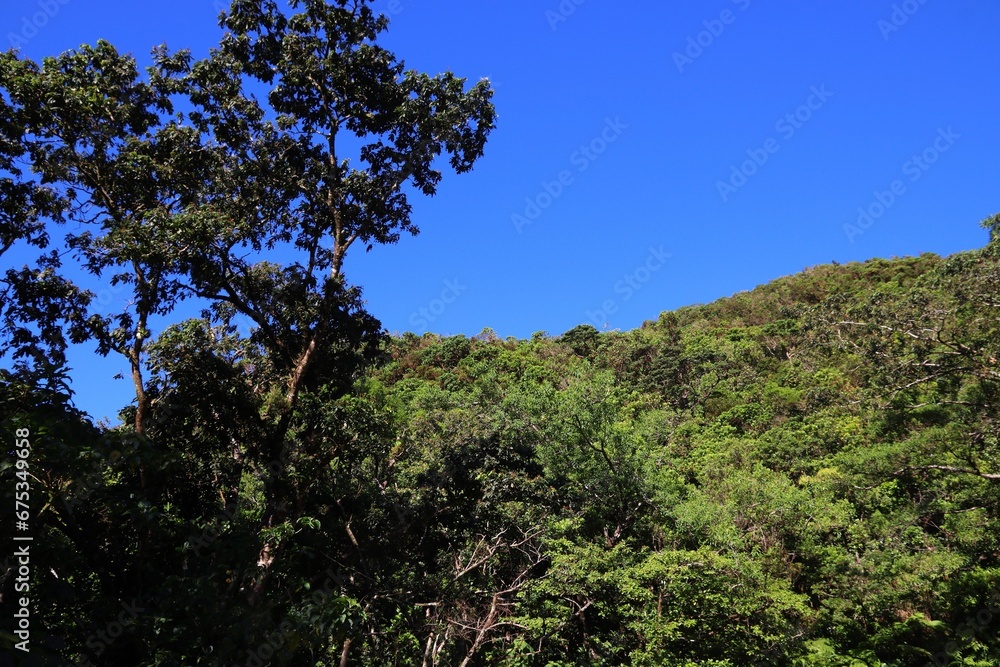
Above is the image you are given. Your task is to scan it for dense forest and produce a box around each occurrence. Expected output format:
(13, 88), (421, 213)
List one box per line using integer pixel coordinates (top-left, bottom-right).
(2, 1), (999, 665)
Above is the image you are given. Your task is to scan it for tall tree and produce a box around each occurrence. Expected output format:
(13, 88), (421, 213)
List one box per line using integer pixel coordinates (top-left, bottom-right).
(1, 42), (211, 432)
(2, 2), (495, 663)
(172, 0), (496, 429)
(0, 51), (91, 393)
(165, 4), (496, 636)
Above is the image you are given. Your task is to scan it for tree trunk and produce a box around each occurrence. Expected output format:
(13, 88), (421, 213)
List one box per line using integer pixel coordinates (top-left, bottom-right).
(339, 638), (351, 667)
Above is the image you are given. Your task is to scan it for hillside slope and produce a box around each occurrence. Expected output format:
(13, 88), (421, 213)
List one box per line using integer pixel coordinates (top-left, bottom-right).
(369, 245), (999, 665)
(6, 240), (998, 667)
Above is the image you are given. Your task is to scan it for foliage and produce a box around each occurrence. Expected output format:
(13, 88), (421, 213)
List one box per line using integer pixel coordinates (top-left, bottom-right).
(1, 2), (999, 665)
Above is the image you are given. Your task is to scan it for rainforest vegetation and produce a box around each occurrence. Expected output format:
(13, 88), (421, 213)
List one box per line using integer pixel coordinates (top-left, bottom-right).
(2, 1), (1000, 665)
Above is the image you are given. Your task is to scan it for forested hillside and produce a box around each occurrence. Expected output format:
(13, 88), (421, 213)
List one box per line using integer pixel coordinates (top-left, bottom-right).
(359, 243), (1000, 666)
(4, 230), (1000, 665)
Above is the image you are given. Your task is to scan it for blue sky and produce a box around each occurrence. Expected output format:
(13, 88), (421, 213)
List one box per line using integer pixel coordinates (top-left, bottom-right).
(4, 0), (999, 422)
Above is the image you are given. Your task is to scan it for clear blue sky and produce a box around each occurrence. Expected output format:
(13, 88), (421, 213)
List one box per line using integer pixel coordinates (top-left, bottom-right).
(4, 0), (999, 422)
